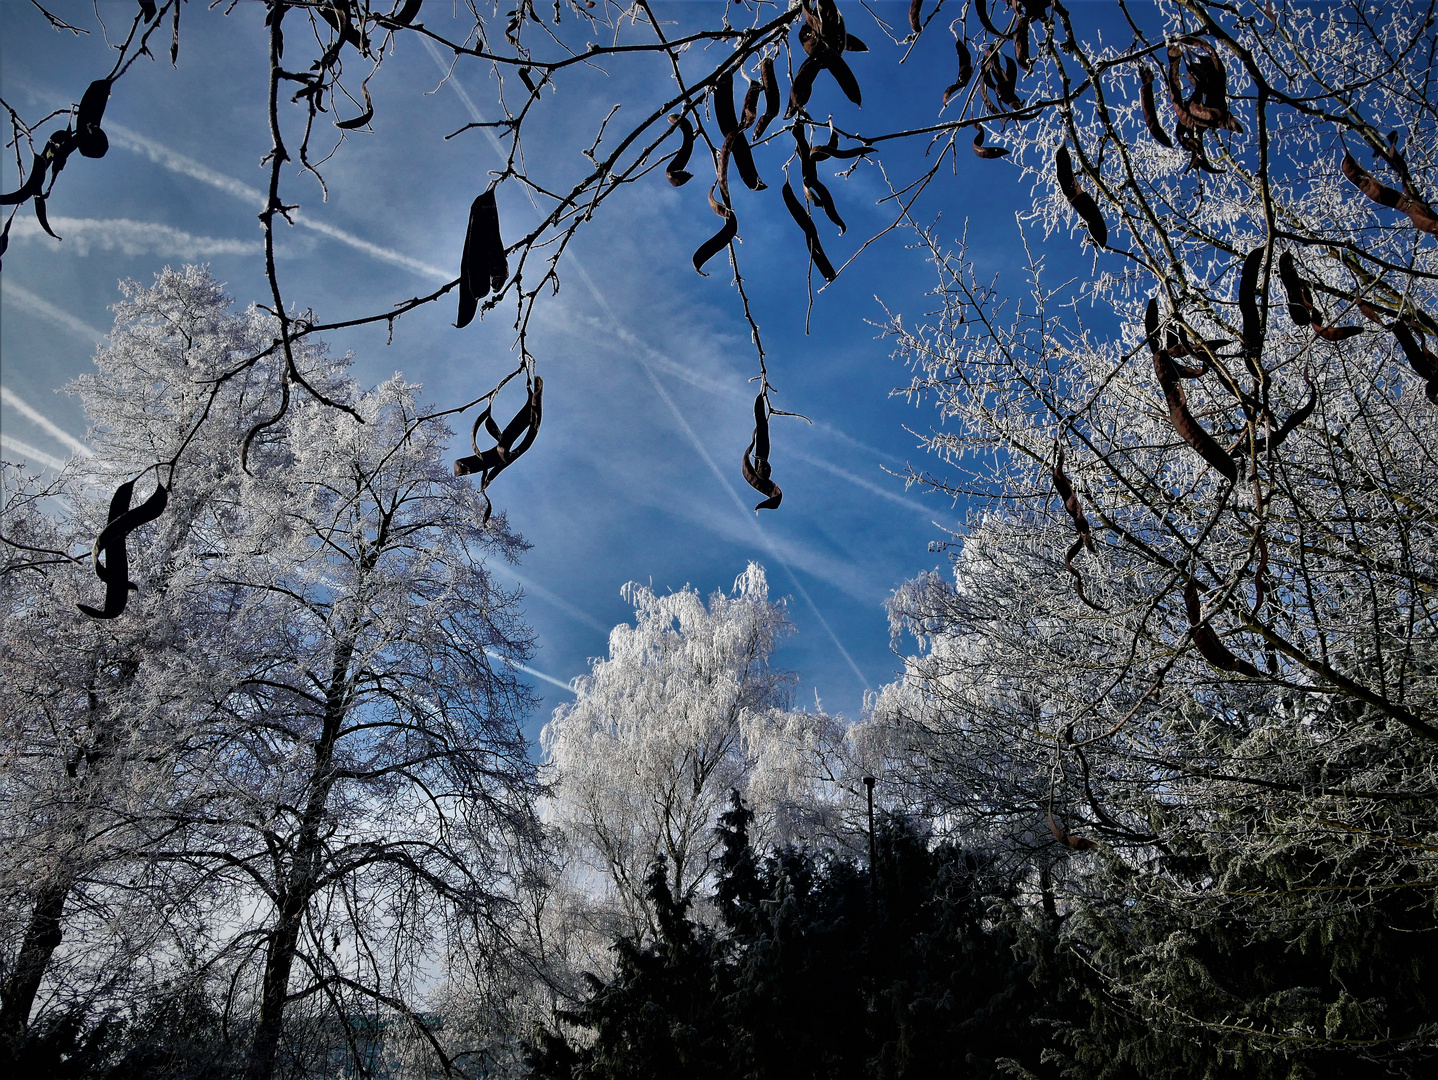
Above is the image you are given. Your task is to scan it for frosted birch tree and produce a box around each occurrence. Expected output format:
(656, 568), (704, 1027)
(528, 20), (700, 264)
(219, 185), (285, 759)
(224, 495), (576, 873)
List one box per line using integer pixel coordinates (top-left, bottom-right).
(541, 564), (851, 947)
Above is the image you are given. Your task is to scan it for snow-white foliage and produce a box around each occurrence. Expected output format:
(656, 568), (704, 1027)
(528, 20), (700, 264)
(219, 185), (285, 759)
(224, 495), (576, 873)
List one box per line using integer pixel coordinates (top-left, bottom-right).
(865, 0), (1438, 1051)
(542, 564), (849, 943)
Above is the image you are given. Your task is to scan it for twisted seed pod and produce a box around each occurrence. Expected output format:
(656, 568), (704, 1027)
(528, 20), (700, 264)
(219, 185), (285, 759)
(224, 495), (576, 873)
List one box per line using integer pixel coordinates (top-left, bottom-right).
(1055, 147), (1108, 248)
(972, 124), (1008, 159)
(742, 393), (782, 511)
(1184, 581), (1262, 678)
(666, 114), (695, 187)
(1342, 153), (1438, 234)
(693, 186), (738, 275)
(781, 181), (837, 281)
(79, 479), (169, 620)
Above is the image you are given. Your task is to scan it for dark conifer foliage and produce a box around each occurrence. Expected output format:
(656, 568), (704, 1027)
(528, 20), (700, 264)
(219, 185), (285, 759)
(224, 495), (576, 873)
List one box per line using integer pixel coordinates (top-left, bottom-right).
(526, 795), (1060, 1080)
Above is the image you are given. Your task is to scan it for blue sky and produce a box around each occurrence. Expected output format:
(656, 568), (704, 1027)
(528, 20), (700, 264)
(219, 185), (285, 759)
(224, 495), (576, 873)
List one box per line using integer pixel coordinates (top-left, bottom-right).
(1, 2), (1112, 737)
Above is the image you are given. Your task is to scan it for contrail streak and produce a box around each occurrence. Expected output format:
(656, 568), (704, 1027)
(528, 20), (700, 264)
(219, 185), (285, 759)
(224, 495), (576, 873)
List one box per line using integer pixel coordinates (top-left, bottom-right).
(1, 434), (69, 472)
(107, 122), (452, 282)
(484, 648), (577, 695)
(786, 449), (934, 517)
(0, 383), (93, 458)
(3, 282), (109, 344)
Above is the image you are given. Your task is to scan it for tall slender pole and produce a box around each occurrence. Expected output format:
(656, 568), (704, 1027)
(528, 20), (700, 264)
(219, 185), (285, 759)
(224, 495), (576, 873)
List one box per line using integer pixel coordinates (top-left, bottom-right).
(863, 775), (877, 916)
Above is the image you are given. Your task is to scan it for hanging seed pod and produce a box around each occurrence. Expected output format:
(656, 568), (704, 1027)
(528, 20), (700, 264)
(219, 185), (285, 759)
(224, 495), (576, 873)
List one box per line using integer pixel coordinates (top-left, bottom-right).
(972, 124), (1008, 159)
(1184, 580), (1262, 677)
(1391, 324), (1438, 403)
(1239, 245), (1266, 362)
(456, 189), (507, 328)
(1055, 147), (1108, 248)
(1278, 251), (1316, 326)
(666, 114), (695, 187)
(138, 0), (157, 21)
(1182, 45), (1241, 132)
(742, 393), (783, 511)
(788, 55), (822, 117)
(1149, 298), (1239, 481)
(1048, 809), (1100, 851)
(693, 186), (738, 275)
(393, 0), (423, 26)
(335, 82), (374, 129)
(975, 0), (1003, 37)
(739, 79), (762, 131)
(454, 377), (544, 521)
(1138, 66), (1174, 148)
(34, 195), (60, 240)
(846, 34), (868, 52)
(794, 124), (846, 234)
(943, 39), (974, 105)
(1174, 121), (1219, 174)
(714, 70), (739, 138)
(1052, 448), (1103, 611)
(1341, 154), (1438, 234)
(78, 479), (169, 620)
(1, 154), (49, 206)
(782, 181), (837, 281)
(909, 0), (923, 35)
(75, 78), (112, 158)
(753, 58), (781, 140)
(1014, 17), (1032, 72)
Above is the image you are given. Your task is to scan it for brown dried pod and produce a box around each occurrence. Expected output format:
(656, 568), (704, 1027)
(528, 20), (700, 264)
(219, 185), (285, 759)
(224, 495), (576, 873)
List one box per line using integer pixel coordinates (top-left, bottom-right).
(666, 114), (695, 187)
(393, 0), (423, 27)
(1138, 66), (1174, 148)
(34, 195), (60, 240)
(753, 59), (781, 141)
(1184, 580), (1262, 677)
(75, 78), (112, 158)
(972, 125), (1008, 159)
(1277, 251), (1316, 327)
(845, 34), (868, 52)
(1183, 48), (1241, 132)
(794, 125), (846, 234)
(1174, 121), (1219, 174)
(1342, 153), (1438, 234)
(1014, 17), (1032, 72)
(1, 154), (49, 206)
(782, 180), (838, 281)
(1391, 323), (1438, 403)
(1055, 147), (1108, 248)
(1239, 245), (1265, 362)
(714, 71), (739, 137)
(943, 39), (974, 105)
(739, 79), (762, 131)
(456, 189), (507, 328)
(743, 393), (783, 511)
(1048, 809), (1100, 851)
(693, 186), (739, 275)
(454, 378), (544, 522)
(788, 54), (823, 116)
(138, 0), (157, 21)
(976, 0), (1003, 38)
(335, 83), (374, 129)
(79, 479), (170, 620)
(1053, 448), (1104, 611)
(909, 0), (923, 35)
(1149, 299), (1239, 482)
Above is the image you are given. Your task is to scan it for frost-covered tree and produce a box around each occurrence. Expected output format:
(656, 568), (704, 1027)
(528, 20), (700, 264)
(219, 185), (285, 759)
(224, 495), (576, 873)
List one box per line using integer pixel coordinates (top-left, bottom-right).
(2, 267), (547, 1080)
(541, 564), (849, 946)
(861, 1), (1438, 1071)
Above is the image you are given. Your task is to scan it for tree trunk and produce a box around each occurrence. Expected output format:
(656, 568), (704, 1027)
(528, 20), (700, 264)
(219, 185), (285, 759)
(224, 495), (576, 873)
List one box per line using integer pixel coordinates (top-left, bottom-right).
(0, 872), (73, 1062)
(244, 633), (356, 1080)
